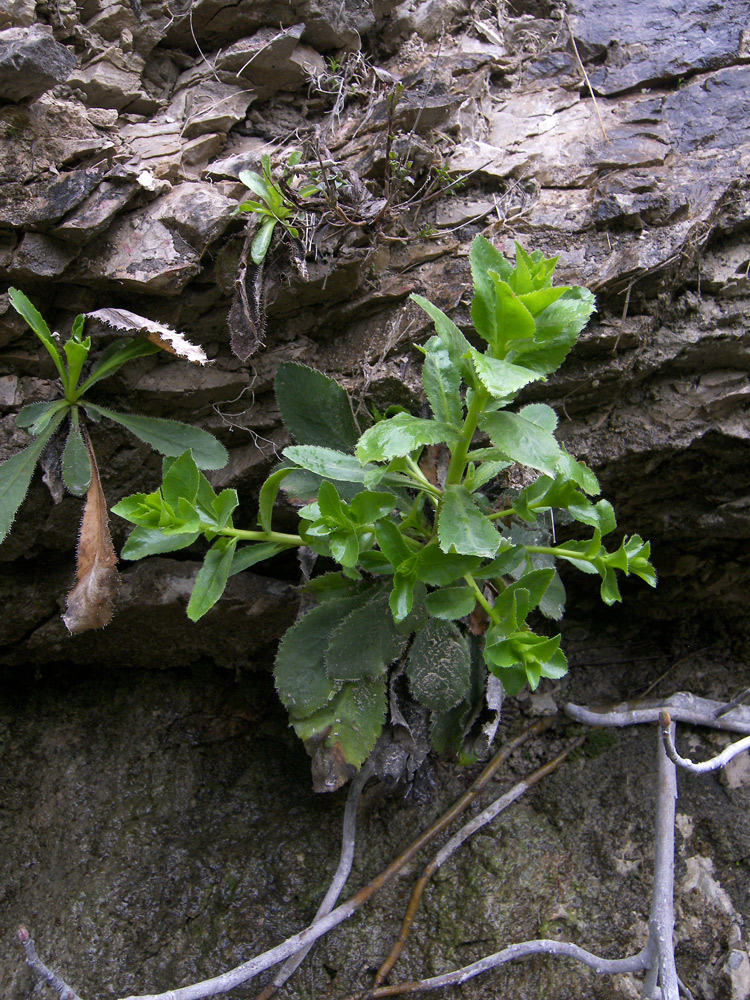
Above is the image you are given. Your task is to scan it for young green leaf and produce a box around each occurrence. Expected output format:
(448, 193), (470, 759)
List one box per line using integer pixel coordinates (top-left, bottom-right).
(78, 338), (162, 394)
(16, 400), (68, 436)
(275, 363), (361, 452)
(438, 485), (502, 558)
(121, 525), (200, 560)
(0, 409), (67, 543)
(407, 619), (472, 712)
(424, 585), (476, 620)
(251, 216), (277, 264)
(470, 235), (514, 348)
(186, 536), (237, 621)
(469, 349), (542, 399)
(239, 169), (275, 203)
(486, 273), (537, 357)
(162, 450), (200, 509)
(414, 543), (482, 586)
(8, 288), (68, 388)
(62, 318), (91, 396)
(229, 541), (286, 576)
(410, 293), (476, 384)
(284, 445), (371, 483)
(84, 403), (228, 470)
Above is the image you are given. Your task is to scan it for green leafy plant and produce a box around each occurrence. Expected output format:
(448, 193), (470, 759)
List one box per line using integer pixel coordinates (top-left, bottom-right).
(0, 292), (228, 632)
(114, 237), (656, 789)
(235, 152), (317, 265)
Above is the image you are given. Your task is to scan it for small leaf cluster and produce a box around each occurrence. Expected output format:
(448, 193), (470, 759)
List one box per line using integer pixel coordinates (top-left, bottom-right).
(235, 152), (316, 265)
(114, 237), (657, 789)
(0, 291), (228, 546)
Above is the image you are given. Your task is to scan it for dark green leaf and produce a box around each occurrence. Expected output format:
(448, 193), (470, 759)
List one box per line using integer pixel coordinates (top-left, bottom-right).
(16, 400), (68, 435)
(415, 543), (481, 585)
(407, 619), (472, 712)
(251, 217), (276, 264)
(275, 595), (368, 717)
(0, 409), (66, 543)
(438, 485), (501, 558)
(187, 536), (237, 621)
(84, 403), (228, 470)
(325, 588), (408, 681)
(229, 541), (286, 576)
(291, 675), (387, 785)
(374, 518), (412, 567)
(239, 169), (274, 203)
(61, 421), (92, 496)
(275, 362), (360, 452)
(212, 489), (238, 529)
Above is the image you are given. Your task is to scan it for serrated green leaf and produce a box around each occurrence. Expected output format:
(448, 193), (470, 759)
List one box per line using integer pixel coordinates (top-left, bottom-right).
(0, 409), (67, 542)
(121, 525), (200, 560)
(424, 585), (476, 620)
(420, 337), (463, 425)
(291, 675), (387, 785)
(212, 489), (238, 529)
(275, 595), (368, 717)
(186, 536), (237, 621)
(356, 412), (459, 464)
(325, 588), (408, 681)
(517, 287), (566, 316)
(519, 403), (558, 433)
(374, 518), (411, 567)
(438, 485), (501, 558)
(410, 293), (476, 384)
(480, 410), (563, 478)
(61, 420), (92, 496)
(84, 403), (228, 470)
(557, 451), (600, 495)
(284, 445), (371, 483)
(407, 619), (472, 712)
(275, 362), (361, 452)
(415, 543), (481, 585)
(494, 568), (555, 626)
(348, 489), (396, 525)
(470, 349), (541, 399)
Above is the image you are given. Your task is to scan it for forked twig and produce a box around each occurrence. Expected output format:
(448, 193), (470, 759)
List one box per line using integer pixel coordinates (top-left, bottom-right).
(17, 927), (83, 1000)
(659, 710), (750, 774)
(374, 736), (585, 986)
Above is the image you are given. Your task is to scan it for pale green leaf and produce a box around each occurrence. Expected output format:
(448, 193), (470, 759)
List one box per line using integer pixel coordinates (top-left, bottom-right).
(121, 526), (200, 560)
(187, 536), (237, 621)
(61, 421), (92, 496)
(438, 485), (501, 558)
(479, 410), (563, 478)
(356, 412), (459, 464)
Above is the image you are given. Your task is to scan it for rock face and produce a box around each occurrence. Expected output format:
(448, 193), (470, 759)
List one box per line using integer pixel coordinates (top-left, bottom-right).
(1, 0), (750, 997)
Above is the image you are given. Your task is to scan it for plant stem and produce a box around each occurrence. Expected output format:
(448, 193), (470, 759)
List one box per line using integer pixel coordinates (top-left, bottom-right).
(463, 573), (497, 622)
(526, 544), (587, 562)
(220, 528), (303, 546)
(444, 388), (489, 487)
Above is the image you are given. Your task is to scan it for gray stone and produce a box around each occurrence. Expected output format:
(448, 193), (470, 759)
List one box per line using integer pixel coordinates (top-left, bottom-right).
(0, 24), (75, 102)
(66, 47), (158, 114)
(0, 0), (35, 29)
(9, 232), (78, 277)
(215, 25), (325, 99)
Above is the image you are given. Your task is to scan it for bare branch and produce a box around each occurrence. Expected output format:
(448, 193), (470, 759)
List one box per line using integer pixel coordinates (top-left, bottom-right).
(17, 927), (84, 1000)
(565, 693), (750, 735)
(659, 710), (750, 774)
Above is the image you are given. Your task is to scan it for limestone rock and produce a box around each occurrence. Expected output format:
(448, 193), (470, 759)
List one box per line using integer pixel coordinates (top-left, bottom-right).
(0, 0), (35, 29)
(0, 24), (76, 102)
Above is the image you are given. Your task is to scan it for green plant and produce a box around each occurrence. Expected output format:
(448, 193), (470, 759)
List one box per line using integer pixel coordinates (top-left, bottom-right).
(114, 236), (656, 789)
(0, 292), (228, 631)
(235, 152), (317, 265)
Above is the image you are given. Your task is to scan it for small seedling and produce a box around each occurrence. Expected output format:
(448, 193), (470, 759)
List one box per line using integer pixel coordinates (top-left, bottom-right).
(115, 236), (656, 789)
(235, 152), (317, 265)
(0, 292), (227, 632)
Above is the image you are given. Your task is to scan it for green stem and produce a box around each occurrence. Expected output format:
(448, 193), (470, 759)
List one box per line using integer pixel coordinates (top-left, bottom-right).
(220, 527), (303, 546)
(464, 573), (498, 624)
(404, 456), (441, 507)
(526, 544), (588, 562)
(488, 507), (515, 521)
(445, 387), (489, 487)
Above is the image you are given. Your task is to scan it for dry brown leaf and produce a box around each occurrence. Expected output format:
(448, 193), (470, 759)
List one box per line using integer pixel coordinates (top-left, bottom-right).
(85, 307), (211, 365)
(63, 430), (120, 634)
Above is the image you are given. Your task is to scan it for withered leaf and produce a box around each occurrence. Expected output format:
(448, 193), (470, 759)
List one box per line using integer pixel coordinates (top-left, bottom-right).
(63, 429), (120, 634)
(229, 233), (266, 362)
(85, 308), (210, 365)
